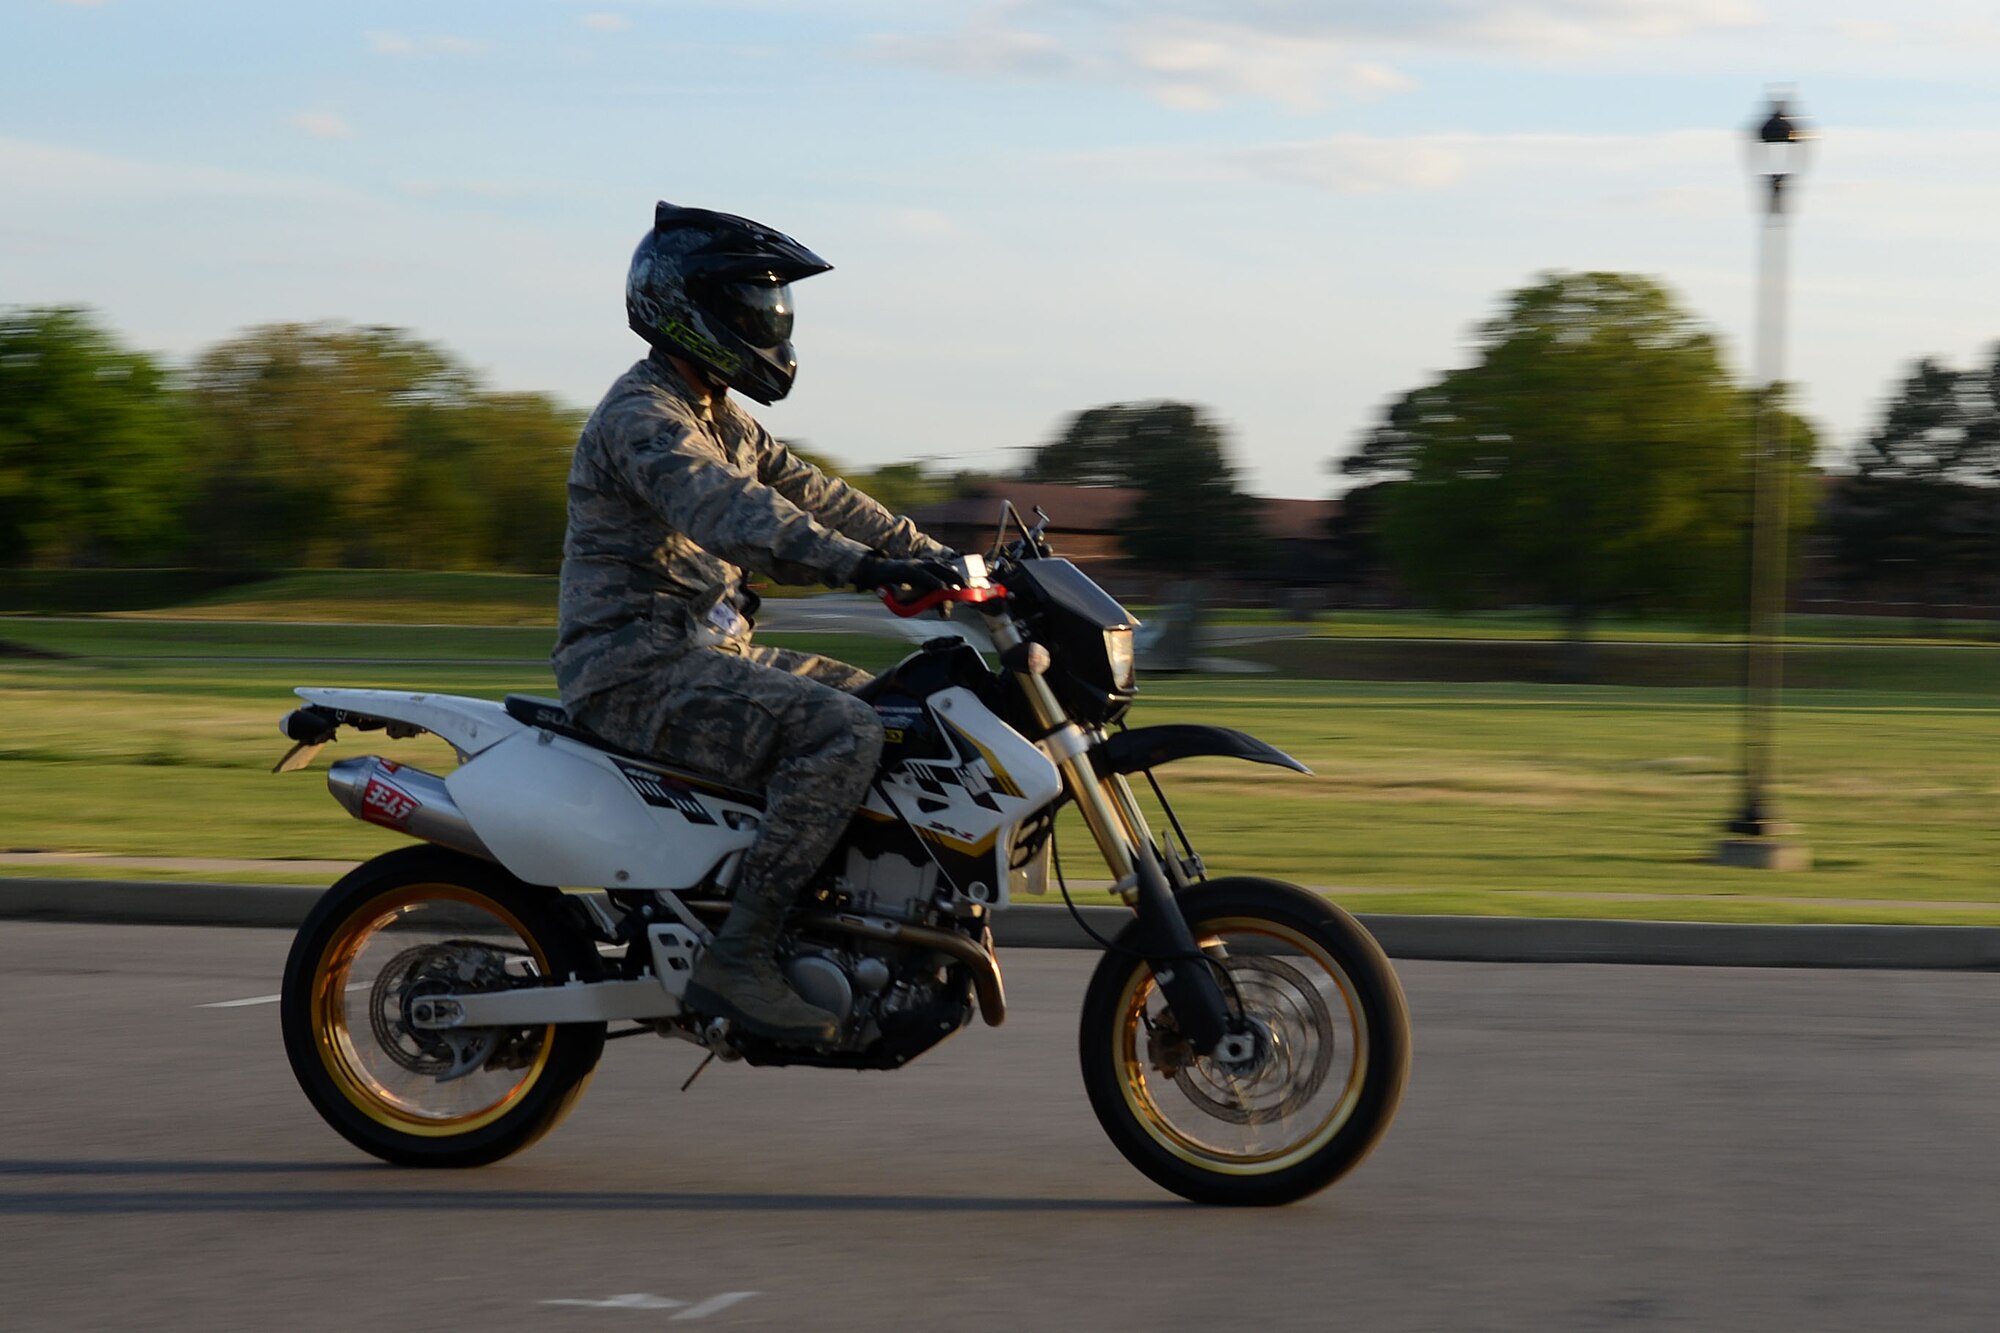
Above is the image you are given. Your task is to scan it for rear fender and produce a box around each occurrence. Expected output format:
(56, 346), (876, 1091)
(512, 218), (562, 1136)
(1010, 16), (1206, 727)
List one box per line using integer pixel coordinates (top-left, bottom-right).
(291, 687), (525, 760)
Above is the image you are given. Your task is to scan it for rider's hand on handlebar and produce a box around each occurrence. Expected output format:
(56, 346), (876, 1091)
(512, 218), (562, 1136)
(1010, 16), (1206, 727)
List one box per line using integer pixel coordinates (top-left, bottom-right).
(851, 554), (963, 601)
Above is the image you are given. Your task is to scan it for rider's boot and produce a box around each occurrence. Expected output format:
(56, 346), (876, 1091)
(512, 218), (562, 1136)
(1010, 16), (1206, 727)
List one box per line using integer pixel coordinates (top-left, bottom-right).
(684, 882), (838, 1046)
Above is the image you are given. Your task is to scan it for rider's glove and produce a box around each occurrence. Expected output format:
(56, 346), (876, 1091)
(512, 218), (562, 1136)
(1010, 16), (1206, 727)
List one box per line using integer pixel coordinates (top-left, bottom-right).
(851, 554), (963, 599)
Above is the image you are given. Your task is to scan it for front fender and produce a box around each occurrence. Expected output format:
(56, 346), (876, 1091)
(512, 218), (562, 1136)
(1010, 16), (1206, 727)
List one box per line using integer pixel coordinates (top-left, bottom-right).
(1089, 724), (1310, 777)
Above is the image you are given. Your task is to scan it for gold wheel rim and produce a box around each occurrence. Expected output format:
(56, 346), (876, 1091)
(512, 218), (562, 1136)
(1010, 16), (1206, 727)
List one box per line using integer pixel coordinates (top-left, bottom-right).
(1115, 917), (1369, 1177)
(311, 884), (554, 1137)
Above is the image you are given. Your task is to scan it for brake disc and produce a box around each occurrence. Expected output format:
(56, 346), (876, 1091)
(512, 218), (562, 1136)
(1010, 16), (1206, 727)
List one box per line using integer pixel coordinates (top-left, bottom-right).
(1170, 954), (1337, 1126)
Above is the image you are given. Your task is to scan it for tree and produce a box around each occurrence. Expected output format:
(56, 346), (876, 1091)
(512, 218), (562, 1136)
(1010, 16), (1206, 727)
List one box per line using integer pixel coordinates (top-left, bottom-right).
(0, 307), (194, 567)
(1028, 401), (1263, 573)
(184, 324), (582, 571)
(185, 324), (478, 567)
(1342, 272), (1814, 649)
(1824, 348), (2000, 609)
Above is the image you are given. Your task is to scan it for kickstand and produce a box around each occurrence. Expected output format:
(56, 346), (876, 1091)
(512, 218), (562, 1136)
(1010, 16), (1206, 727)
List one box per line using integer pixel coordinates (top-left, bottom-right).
(679, 1052), (716, 1092)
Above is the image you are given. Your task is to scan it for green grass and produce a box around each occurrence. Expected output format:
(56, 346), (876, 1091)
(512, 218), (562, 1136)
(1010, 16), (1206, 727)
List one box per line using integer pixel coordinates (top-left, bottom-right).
(1180, 606), (2000, 646)
(3, 620), (1996, 924)
(1228, 636), (2000, 694)
(152, 569), (562, 625)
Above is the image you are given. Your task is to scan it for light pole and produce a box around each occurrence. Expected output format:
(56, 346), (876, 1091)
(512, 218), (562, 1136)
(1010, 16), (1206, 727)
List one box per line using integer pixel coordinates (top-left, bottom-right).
(1718, 93), (1811, 871)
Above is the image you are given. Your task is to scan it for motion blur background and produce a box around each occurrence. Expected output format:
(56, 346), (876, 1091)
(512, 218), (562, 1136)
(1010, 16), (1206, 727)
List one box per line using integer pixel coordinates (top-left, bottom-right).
(5, 8), (2000, 1331)
(3, 1), (1996, 914)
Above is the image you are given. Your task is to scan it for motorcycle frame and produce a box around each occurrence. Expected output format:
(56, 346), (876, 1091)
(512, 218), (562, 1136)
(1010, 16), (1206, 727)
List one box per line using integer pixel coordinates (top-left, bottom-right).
(283, 595), (1298, 1056)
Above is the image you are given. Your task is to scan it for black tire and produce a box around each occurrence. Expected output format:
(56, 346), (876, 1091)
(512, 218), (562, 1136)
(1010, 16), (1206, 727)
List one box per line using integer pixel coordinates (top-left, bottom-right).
(281, 845), (607, 1168)
(1079, 878), (1410, 1206)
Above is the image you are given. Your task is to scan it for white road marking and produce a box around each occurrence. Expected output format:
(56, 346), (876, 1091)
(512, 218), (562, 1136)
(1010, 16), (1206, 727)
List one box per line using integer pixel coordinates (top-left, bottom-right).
(198, 982), (366, 1009)
(198, 994), (281, 1009)
(672, 1293), (759, 1321)
(539, 1292), (759, 1319)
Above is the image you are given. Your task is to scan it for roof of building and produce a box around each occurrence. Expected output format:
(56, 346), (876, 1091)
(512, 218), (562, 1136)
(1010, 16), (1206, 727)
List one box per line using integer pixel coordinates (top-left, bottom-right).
(912, 482), (1340, 542)
(1259, 496), (1342, 541)
(911, 482), (1139, 534)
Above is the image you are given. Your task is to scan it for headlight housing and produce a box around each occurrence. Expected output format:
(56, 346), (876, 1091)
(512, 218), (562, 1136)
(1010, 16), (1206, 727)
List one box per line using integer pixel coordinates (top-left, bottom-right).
(1104, 627), (1135, 692)
(1000, 559), (1139, 727)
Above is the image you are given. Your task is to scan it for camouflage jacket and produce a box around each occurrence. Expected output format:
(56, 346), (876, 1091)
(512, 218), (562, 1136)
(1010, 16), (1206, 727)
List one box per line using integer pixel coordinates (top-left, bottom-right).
(553, 356), (949, 704)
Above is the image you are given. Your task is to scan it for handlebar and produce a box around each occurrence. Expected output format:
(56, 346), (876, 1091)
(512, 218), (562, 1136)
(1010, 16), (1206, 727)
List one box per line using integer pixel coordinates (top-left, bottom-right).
(878, 583), (1004, 618)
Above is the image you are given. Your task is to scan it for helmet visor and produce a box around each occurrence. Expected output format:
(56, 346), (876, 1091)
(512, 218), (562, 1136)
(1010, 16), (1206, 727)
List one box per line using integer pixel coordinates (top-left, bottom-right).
(713, 280), (795, 348)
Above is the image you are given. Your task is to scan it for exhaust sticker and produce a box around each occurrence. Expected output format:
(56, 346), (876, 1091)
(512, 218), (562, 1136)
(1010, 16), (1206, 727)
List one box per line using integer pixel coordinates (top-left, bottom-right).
(361, 775), (419, 830)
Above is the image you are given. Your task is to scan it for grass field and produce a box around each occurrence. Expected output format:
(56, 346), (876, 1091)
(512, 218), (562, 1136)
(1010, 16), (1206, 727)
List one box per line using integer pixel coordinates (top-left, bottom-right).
(7, 567), (1997, 644)
(3, 616), (1995, 924)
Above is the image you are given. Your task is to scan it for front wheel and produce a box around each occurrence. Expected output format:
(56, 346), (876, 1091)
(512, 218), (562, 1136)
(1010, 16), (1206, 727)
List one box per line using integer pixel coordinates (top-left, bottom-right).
(281, 845), (607, 1167)
(1079, 878), (1410, 1205)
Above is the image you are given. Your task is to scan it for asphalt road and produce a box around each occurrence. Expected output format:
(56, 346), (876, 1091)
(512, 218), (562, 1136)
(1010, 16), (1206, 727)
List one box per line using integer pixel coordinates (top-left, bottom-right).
(4, 923), (1998, 1332)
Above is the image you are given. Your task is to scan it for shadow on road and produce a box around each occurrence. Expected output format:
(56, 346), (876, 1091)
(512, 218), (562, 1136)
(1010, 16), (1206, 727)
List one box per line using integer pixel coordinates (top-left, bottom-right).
(0, 1161), (1174, 1214)
(0, 1159), (375, 1177)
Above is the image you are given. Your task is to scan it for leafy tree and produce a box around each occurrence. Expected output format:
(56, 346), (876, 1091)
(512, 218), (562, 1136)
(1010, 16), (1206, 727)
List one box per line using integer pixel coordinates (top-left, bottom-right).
(1343, 272), (1814, 647)
(185, 324), (479, 567)
(0, 307), (193, 567)
(465, 393), (586, 573)
(1321, 478), (1397, 600)
(1028, 401), (1263, 573)
(1825, 348), (2000, 608)
(184, 324), (581, 571)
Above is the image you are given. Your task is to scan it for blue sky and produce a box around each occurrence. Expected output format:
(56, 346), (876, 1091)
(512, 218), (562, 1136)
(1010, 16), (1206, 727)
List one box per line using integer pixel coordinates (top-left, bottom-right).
(5, 0), (1997, 497)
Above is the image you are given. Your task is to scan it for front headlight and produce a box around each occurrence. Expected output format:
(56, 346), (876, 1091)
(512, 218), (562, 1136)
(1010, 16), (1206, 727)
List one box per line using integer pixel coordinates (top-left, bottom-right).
(1103, 627), (1135, 691)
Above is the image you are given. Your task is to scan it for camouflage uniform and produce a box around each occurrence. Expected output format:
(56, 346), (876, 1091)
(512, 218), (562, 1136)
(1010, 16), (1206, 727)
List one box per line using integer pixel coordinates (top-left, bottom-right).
(554, 354), (951, 905)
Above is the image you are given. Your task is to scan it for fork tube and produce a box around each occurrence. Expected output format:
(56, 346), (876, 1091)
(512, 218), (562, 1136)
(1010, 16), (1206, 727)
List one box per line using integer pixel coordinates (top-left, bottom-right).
(987, 610), (1231, 1051)
(1020, 673), (1136, 891)
(988, 612), (1137, 892)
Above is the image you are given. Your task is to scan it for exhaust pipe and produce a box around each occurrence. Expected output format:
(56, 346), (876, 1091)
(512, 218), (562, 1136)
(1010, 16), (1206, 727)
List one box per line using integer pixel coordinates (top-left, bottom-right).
(327, 756), (495, 863)
(805, 912), (1007, 1027)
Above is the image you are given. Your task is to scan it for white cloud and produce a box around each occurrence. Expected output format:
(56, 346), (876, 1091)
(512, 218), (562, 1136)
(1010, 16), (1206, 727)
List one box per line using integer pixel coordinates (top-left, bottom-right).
(864, 22), (1088, 79)
(868, 0), (1762, 108)
(1126, 20), (1414, 111)
(868, 12), (1413, 111)
(0, 135), (358, 205)
(1229, 133), (1475, 192)
(1831, 17), (1898, 43)
(581, 13), (630, 32)
(364, 29), (488, 58)
(365, 29), (416, 57)
(290, 112), (353, 140)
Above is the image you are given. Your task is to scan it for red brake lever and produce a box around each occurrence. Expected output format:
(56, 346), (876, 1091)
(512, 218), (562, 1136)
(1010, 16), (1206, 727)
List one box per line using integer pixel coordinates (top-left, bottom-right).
(879, 584), (1003, 618)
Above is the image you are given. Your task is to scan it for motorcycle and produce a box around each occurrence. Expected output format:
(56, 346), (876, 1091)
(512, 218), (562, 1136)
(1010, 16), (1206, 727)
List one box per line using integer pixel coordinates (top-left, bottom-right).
(273, 506), (1409, 1205)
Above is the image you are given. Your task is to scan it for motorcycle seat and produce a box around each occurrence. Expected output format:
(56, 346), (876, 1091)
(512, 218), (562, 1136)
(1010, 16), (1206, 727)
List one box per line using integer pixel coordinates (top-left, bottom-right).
(501, 694), (764, 809)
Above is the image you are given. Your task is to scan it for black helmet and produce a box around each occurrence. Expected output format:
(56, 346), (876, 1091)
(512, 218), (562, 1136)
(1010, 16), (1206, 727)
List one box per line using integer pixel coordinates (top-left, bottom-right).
(626, 201), (832, 404)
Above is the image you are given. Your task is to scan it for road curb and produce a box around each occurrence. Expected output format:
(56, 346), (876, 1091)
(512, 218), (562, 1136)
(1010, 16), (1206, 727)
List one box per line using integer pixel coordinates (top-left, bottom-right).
(6, 878), (2000, 970)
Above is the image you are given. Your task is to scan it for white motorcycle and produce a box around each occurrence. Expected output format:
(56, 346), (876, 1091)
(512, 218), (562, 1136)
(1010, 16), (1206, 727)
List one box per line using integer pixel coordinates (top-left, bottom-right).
(274, 508), (1409, 1205)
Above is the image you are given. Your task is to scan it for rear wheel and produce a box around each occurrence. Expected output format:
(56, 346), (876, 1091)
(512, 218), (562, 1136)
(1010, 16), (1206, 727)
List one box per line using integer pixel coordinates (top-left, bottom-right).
(281, 845), (606, 1167)
(1079, 878), (1410, 1205)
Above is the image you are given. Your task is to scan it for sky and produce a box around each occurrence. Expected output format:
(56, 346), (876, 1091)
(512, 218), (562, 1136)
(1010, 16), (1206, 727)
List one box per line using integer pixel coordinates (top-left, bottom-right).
(4, 1), (1997, 498)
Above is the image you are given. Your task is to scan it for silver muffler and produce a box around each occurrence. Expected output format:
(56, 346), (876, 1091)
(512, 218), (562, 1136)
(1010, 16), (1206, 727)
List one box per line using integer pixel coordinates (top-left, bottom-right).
(327, 755), (495, 862)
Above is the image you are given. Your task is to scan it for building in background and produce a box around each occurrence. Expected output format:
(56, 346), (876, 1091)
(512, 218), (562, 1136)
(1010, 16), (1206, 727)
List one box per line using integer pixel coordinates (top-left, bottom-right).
(911, 481), (1342, 606)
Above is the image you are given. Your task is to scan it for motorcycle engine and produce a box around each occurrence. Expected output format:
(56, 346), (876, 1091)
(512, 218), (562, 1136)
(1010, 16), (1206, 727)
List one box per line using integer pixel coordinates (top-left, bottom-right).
(832, 845), (939, 922)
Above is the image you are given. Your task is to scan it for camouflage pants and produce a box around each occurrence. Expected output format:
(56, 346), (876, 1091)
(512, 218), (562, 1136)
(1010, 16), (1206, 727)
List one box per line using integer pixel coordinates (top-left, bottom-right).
(571, 643), (882, 904)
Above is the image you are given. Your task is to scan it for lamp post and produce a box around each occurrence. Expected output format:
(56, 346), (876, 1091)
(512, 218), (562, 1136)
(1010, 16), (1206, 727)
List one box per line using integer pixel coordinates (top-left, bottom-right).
(1718, 93), (1812, 871)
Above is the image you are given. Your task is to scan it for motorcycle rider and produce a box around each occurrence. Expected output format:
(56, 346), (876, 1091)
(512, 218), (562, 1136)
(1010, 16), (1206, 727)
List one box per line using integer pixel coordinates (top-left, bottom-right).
(554, 201), (960, 1045)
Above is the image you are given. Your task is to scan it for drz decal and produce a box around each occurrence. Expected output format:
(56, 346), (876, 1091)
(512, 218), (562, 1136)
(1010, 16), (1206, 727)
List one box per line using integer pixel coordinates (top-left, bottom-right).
(614, 760), (719, 825)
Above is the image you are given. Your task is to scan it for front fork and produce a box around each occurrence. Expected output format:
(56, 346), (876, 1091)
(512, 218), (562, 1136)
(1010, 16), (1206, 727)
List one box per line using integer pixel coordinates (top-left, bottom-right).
(992, 620), (1235, 1054)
